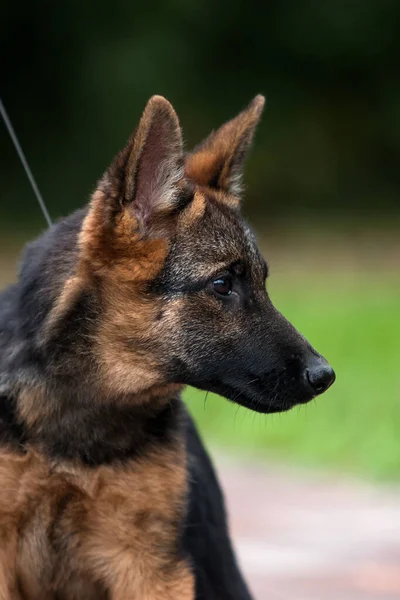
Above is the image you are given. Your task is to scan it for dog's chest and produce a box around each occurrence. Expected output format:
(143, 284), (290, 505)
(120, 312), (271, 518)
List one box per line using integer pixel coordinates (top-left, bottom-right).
(0, 445), (187, 599)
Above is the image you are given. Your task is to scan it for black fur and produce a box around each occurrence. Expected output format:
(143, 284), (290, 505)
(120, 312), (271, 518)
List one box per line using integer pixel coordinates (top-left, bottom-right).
(184, 418), (253, 600)
(0, 394), (27, 450)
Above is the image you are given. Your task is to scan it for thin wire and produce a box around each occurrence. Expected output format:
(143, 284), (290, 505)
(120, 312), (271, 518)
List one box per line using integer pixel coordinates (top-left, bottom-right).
(0, 97), (52, 227)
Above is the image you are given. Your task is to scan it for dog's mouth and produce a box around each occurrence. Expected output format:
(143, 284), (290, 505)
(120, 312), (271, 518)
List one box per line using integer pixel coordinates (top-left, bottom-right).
(206, 376), (310, 414)
(204, 365), (335, 414)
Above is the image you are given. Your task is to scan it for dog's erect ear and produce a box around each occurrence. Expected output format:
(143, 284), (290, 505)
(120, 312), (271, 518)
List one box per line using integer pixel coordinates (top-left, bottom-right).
(185, 95), (265, 196)
(79, 96), (184, 278)
(101, 95), (184, 232)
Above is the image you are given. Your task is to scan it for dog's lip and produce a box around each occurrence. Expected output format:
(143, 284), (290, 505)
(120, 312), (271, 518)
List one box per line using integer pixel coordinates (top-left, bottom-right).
(204, 379), (312, 414)
(226, 390), (298, 414)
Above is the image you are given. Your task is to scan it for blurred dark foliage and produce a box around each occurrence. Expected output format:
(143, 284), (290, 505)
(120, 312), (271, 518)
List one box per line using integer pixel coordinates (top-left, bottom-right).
(1, 0), (399, 227)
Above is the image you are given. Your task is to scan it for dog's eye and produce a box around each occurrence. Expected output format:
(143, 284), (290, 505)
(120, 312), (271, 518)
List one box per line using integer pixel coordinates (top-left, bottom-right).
(212, 276), (233, 297)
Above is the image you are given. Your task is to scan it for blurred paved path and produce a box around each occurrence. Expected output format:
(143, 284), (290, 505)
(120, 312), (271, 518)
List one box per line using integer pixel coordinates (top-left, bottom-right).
(215, 458), (400, 600)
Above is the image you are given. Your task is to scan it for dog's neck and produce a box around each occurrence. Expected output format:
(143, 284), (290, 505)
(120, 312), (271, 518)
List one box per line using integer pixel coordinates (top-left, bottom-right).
(2, 383), (186, 466)
(0, 211), (188, 466)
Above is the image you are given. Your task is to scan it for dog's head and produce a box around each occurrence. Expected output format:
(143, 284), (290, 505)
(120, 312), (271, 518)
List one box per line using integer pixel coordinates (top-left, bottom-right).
(44, 95), (334, 412)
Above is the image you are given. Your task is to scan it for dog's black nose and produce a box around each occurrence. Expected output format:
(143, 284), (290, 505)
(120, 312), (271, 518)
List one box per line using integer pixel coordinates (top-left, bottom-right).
(306, 359), (335, 395)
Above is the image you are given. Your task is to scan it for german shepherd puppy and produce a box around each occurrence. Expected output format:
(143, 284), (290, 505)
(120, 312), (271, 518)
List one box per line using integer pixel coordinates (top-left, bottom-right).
(0, 95), (335, 599)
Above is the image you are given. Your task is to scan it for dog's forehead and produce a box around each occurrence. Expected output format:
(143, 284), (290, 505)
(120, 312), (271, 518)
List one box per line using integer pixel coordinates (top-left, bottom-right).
(165, 195), (265, 280)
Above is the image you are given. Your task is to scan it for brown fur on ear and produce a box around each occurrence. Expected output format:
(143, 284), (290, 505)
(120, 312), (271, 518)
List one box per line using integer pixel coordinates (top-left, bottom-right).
(185, 94), (265, 197)
(105, 95), (184, 222)
(79, 96), (184, 276)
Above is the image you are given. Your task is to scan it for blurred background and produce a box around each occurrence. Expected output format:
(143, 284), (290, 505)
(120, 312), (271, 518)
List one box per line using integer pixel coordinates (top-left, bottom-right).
(1, 1), (400, 598)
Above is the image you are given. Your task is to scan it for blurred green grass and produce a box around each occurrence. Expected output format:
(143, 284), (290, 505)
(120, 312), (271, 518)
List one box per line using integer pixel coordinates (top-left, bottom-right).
(184, 270), (400, 481)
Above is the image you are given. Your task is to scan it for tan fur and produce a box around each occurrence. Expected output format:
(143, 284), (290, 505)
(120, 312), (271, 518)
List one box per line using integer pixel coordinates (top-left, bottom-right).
(94, 275), (164, 397)
(0, 441), (193, 599)
(179, 190), (206, 227)
(185, 94), (265, 196)
(185, 151), (222, 189)
(79, 190), (171, 281)
(17, 386), (50, 430)
(204, 187), (240, 209)
(40, 275), (85, 346)
(0, 527), (22, 600)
